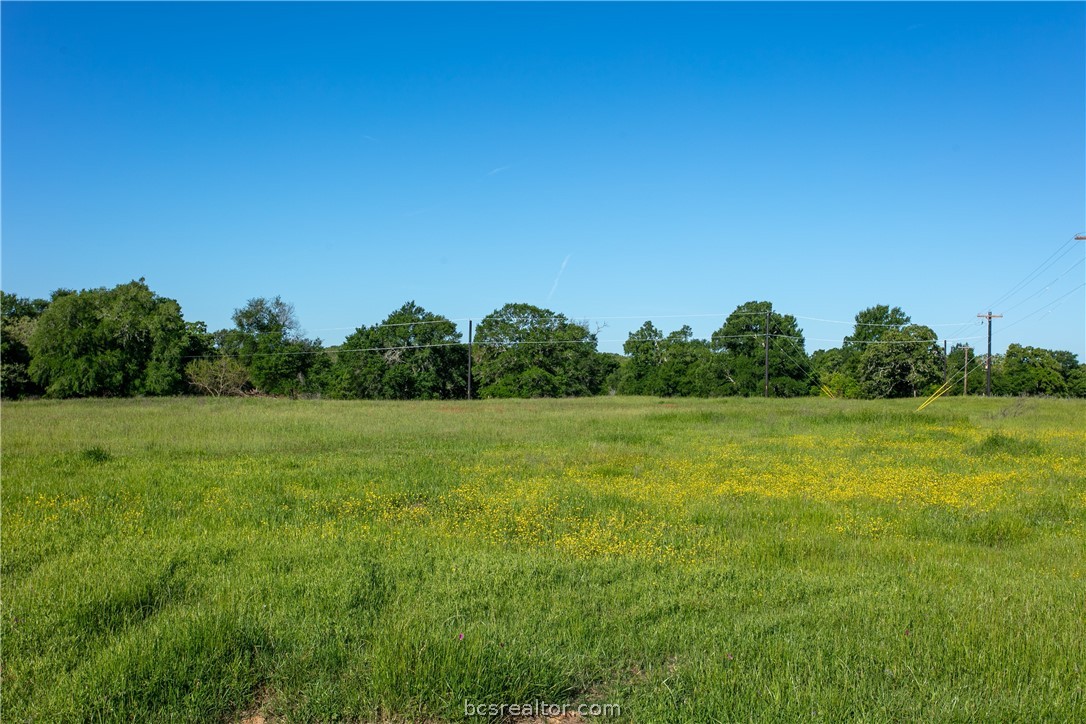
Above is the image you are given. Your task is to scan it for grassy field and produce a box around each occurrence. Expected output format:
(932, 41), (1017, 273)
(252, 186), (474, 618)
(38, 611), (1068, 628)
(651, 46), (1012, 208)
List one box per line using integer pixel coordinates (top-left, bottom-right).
(2, 396), (1084, 722)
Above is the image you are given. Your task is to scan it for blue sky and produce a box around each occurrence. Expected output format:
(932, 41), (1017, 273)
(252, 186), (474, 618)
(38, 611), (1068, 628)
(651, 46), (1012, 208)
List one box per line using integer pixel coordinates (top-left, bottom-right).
(3, 2), (1083, 357)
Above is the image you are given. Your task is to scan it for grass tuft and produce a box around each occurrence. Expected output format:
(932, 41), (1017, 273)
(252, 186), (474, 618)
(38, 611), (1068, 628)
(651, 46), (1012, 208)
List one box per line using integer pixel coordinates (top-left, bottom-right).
(80, 445), (113, 463)
(971, 431), (1045, 457)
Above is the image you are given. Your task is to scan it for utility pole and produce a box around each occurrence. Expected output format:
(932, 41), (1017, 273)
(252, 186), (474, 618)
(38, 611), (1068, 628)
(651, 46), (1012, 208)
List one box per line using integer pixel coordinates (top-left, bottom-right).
(943, 340), (948, 385)
(977, 312), (1002, 397)
(467, 320), (473, 400)
(764, 309), (771, 398)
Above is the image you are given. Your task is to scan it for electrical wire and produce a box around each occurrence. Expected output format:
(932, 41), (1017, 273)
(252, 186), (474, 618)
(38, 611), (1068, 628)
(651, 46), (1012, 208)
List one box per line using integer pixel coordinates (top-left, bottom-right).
(295, 306), (1026, 354)
(999, 256), (1085, 316)
(778, 337), (836, 397)
(793, 315), (975, 328)
(806, 336), (981, 345)
(935, 233), (1084, 345)
(916, 354), (992, 411)
(998, 282), (1086, 335)
(182, 330), (999, 361)
(985, 234), (1083, 311)
(184, 250), (1083, 364)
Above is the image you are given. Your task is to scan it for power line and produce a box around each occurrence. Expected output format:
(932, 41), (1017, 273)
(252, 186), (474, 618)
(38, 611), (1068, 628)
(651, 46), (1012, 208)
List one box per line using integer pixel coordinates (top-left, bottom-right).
(305, 311), (772, 335)
(998, 282), (1086, 335)
(297, 307), (1034, 360)
(709, 333), (803, 342)
(805, 335), (982, 345)
(793, 315), (975, 328)
(985, 233), (1083, 311)
(186, 332), (986, 362)
(309, 318), (468, 332)
(936, 233), (1083, 345)
(999, 255), (1085, 316)
(183, 269), (1080, 364)
(778, 337), (836, 397)
(184, 330), (1000, 361)
(916, 354), (990, 411)
(313, 310), (978, 334)
(184, 341), (466, 359)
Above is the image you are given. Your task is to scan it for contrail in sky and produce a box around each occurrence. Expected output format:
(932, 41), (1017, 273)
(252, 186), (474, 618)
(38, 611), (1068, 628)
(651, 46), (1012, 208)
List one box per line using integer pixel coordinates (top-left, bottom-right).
(547, 254), (571, 302)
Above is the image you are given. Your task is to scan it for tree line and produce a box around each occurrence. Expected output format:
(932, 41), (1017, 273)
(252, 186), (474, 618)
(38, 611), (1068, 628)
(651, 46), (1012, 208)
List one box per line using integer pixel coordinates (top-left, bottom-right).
(2, 280), (1083, 401)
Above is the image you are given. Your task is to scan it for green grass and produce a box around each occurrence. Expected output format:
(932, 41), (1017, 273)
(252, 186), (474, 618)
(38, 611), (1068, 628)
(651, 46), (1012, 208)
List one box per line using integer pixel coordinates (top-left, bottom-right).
(2, 396), (1084, 722)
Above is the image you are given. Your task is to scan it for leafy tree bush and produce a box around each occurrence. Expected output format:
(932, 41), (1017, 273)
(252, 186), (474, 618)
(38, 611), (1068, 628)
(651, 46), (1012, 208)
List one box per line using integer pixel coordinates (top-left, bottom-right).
(1067, 364), (1086, 397)
(857, 324), (943, 398)
(1, 292), (49, 398)
(619, 321), (665, 395)
(28, 280), (196, 397)
(944, 343), (987, 396)
(844, 305), (911, 347)
(598, 352), (625, 395)
(810, 348), (862, 398)
(216, 297), (322, 396)
(813, 305), (952, 399)
(185, 357), (251, 396)
(620, 323), (714, 397)
(710, 301), (809, 397)
(995, 344), (1068, 396)
(329, 301), (467, 400)
(836, 304), (913, 384)
(473, 303), (605, 398)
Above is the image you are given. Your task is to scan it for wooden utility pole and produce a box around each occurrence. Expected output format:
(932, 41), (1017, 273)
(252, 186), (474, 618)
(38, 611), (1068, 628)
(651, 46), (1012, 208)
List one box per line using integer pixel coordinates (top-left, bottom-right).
(943, 340), (948, 384)
(977, 312), (1002, 396)
(467, 320), (473, 400)
(764, 309), (771, 398)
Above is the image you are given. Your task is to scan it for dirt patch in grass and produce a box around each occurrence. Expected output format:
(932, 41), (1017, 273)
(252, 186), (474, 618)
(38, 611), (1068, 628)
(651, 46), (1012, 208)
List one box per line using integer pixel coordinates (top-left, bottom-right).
(233, 686), (276, 724)
(514, 713), (584, 723)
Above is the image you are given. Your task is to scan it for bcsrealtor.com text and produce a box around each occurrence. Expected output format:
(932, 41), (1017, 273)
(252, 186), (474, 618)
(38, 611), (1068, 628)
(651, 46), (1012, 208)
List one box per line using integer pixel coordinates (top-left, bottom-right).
(464, 700), (622, 717)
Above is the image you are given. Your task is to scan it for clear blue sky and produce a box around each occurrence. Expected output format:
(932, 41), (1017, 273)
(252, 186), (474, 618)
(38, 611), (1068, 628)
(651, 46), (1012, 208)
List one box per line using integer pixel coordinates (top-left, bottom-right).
(3, 2), (1084, 357)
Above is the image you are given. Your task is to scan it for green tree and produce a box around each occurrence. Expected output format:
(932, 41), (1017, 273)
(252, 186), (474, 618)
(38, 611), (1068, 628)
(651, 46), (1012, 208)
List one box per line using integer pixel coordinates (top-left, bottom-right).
(1067, 364), (1086, 398)
(1049, 350), (1080, 378)
(597, 352), (625, 395)
(660, 328), (714, 396)
(857, 324), (943, 398)
(810, 347), (861, 398)
(1, 292), (50, 320)
(944, 343), (987, 396)
(710, 301), (809, 397)
(619, 322), (665, 395)
(329, 301), (467, 400)
(844, 304), (911, 348)
(216, 297), (322, 396)
(1, 292), (50, 398)
(996, 344), (1068, 396)
(1, 293), (48, 398)
(28, 280), (194, 397)
(473, 303), (604, 398)
(184, 356), (250, 396)
(834, 304), (913, 389)
(620, 323), (713, 397)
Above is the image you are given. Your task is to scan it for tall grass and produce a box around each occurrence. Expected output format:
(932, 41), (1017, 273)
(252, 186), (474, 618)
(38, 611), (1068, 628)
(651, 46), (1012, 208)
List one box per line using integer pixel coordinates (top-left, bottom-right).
(2, 396), (1084, 721)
